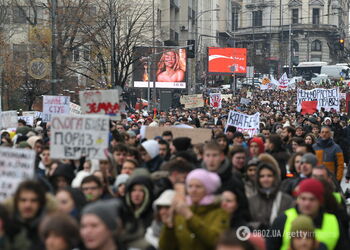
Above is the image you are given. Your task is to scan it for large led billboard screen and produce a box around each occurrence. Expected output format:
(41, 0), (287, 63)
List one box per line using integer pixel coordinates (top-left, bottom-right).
(133, 47), (187, 89)
(208, 47), (247, 74)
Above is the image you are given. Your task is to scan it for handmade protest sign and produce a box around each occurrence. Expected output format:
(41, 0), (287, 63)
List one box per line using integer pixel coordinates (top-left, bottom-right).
(210, 93), (222, 108)
(79, 90), (120, 120)
(23, 111), (42, 119)
(18, 115), (34, 126)
(297, 88), (340, 112)
(180, 94), (204, 108)
(0, 147), (36, 201)
(144, 126), (212, 144)
(70, 102), (82, 115)
(226, 111), (260, 137)
(50, 114), (109, 160)
(0, 111), (18, 129)
(42, 96), (70, 122)
(240, 98), (251, 105)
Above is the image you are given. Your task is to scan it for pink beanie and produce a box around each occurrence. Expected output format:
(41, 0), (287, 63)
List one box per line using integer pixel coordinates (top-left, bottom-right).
(186, 169), (221, 195)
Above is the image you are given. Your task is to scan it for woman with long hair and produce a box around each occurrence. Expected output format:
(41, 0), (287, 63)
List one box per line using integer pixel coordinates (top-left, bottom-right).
(156, 51), (185, 82)
(304, 133), (316, 145)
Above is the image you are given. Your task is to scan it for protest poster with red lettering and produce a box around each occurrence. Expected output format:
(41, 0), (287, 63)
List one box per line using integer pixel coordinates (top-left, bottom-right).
(42, 96), (70, 122)
(79, 90), (120, 120)
(50, 114), (109, 160)
(226, 111), (260, 137)
(210, 93), (222, 109)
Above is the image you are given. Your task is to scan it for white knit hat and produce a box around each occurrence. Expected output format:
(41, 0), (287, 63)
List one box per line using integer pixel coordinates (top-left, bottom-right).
(153, 190), (175, 208)
(141, 139), (160, 159)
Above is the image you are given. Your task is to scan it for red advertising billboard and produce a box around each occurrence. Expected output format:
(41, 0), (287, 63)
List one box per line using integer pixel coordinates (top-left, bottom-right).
(208, 47), (247, 74)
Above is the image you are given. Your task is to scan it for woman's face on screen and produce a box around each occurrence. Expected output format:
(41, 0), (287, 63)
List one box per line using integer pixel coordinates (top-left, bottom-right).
(164, 51), (176, 68)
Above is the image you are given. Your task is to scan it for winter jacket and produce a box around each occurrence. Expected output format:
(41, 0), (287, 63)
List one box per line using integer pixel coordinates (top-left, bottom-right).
(120, 172), (154, 249)
(313, 138), (344, 181)
(3, 194), (58, 250)
(201, 158), (245, 194)
(159, 202), (229, 250)
(248, 161), (294, 229)
(243, 179), (257, 198)
(0, 229), (31, 250)
(142, 155), (164, 173)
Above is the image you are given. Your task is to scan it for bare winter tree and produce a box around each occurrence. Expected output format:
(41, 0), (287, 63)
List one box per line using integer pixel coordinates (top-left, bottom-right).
(72, 0), (155, 89)
(14, 0), (98, 88)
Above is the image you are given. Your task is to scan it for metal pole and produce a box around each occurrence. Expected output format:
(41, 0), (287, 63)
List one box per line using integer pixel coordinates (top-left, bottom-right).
(280, 0), (283, 75)
(152, 0), (156, 109)
(110, 0), (116, 87)
(51, 0), (57, 95)
(269, 3), (272, 57)
(195, 10), (199, 95)
(147, 59), (151, 112)
(289, 24), (292, 76)
(307, 31), (310, 61)
(252, 25), (255, 85)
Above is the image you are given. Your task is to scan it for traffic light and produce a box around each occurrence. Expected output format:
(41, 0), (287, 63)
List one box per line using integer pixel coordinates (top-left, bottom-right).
(187, 40), (195, 58)
(339, 39), (345, 50)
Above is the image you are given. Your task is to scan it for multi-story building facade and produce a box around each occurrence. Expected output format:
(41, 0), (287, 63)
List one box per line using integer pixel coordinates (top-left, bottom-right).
(159, 0), (233, 91)
(230, 0), (349, 74)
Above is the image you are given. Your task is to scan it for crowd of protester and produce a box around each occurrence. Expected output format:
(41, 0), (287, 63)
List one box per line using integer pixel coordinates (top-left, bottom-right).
(0, 82), (350, 250)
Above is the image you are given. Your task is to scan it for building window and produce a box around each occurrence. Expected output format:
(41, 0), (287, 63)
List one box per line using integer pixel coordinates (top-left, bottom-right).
(311, 55), (322, 61)
(83, 47), (91, 61)
(157, 9), (161, 28)
(312, 8), (320, 25)
(2, 6), (11, 24)
(252, 10), (262, 27)
(13, 6), (27, 24)
(232, 7), (239, 31)
(13, 44), (28, 62)
(292, 9), (299, 24)
(73, 48), (80, 62)
(292, 40), (299, 52)
(293, 56), (299, 65)
(311, 40), (322, 51)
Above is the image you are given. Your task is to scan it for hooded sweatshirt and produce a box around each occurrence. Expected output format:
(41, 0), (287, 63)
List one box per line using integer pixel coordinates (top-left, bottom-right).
(120, 170), (154, 249)
(248, 161), (294, 229)
(141, 140), (163, 173)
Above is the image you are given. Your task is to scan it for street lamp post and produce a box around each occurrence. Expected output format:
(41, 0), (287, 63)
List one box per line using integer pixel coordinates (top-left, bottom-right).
(194, 8), (220, 93)
(51, 0), (57, 95)
(109, 0), (116, 88)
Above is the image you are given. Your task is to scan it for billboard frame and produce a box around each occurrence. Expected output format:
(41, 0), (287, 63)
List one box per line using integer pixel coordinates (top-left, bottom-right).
(132, 46), (188, 89)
